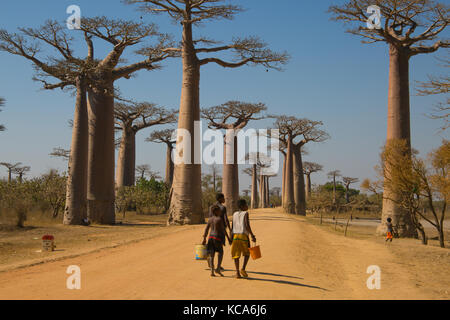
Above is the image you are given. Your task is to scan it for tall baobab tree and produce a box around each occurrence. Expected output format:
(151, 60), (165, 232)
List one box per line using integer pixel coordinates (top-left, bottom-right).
(303, 162), (323, 201)
(328, 170), (342, 205)
(342, 177), (360, 203)
(127, 0), (289, 225)
(243, 165), (259, 209)
(1, 21), (96, 225)
(329, 0), (449, 236)
(147, 129), (176, 186)
(202, 101), (267, 213)
(276, 116), (329, 215)
(0, 97), (5, 132)
(13, 166), (31, 183)
(0, 162), (21, 183)
(0, 18), (175, 225)
(79, 18), (176, 224)
(115, 102), (177, 187)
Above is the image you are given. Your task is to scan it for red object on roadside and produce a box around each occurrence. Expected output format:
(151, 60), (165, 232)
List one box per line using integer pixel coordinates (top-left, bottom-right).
(42, 235), (54, 241)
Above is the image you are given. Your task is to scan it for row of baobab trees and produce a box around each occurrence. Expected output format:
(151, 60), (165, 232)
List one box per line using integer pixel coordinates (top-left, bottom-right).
(0, 0), (448, 237)
(0, 0), (289, 226)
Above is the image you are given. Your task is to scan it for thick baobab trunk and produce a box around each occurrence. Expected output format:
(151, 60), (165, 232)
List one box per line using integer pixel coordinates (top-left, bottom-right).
(223, 135), (239, 214)
(116, 128), (136, 187)
(18, 174), (23, 184)
(266, 176), (270, 207)
(168, 23), (203, 225)
(251, 164), (258, 209)
(7, 170), (12, 183)
(87, 82), (116, 225)
(293, 145), (306, 215)
(377, 44), (417, 238)
(284, 139), (295, 214)
(305, 173), (312, 201)
(259, 174), (266, 208)
(165, 144), (174, 186)
(64, 78), (88, 225)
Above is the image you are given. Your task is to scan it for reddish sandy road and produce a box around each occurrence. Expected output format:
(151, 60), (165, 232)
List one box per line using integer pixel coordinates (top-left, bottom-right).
(0, 210), (434, 300)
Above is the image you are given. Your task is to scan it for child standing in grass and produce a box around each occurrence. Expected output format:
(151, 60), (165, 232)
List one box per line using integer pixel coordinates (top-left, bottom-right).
(231, 199), (256, 279)
(386, 217), (394, 243)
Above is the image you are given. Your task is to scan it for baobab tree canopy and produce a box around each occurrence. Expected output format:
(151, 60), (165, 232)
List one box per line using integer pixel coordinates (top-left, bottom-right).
(125, 0), (289, 225)
(330, 0), (448, 237)
(329, 0), (449, 54)
(147, 129), (176, 185)
(303, 162), (323, 175)
(202, 101), (267, 130)
(115, 101), (177, 187)
(202, 101), (267, 213)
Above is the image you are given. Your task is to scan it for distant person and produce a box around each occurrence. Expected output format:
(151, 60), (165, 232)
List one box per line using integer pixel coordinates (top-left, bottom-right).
(231, 199), (256, 279)
(207, 193), (231, 270)
(385, 217), (394, 243)
(202, 205), (232, 277)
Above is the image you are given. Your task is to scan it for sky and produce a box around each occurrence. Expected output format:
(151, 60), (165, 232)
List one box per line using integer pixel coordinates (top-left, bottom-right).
(0, 0), (448, 192)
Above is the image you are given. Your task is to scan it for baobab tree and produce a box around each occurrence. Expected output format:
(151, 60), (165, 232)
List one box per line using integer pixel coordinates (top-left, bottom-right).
(126, 0), (289, 225)
(243, 165), (259, 209)
(79, 18), (177, 224)
(115, 102), (177, 187)
(276, 116), (329, 215)
(0, 97), (5, 132)
(50, 147), (70, 161)
(1, 21), (94, 225)
(303, 162), (323, 201)
(0, 18), (175, 225)
(136, 164), (161, 180)
(0, 162), (21, 183)
(147, 129), (176, 186)
(13, 166), (31, 183)
(342, 177), (360, 203)
(202, 101), (267, 213)
(328, 170), (342, 205)
(329, 0), (449, 236)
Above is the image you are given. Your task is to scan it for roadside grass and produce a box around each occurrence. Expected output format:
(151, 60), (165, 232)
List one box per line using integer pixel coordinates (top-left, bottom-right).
(0, 210), (185, 272)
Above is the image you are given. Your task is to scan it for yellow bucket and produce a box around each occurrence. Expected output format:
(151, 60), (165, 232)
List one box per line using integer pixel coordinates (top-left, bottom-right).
(195, 244), (207, 260)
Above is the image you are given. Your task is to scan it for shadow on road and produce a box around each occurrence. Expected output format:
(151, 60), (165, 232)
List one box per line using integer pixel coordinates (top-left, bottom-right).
(217, 269), (326, 290)
(247, 271), (303, 280)
(246, 277), (327, 291)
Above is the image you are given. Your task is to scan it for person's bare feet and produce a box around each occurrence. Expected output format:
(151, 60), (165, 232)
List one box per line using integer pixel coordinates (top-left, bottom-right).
(215, 269), (224, 277)
(210, 272), (216, 277)
(240, 269), (248, 278)
(235, 273), (242, 279)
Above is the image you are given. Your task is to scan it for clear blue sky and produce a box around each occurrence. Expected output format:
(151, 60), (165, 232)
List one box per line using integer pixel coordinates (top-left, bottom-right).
(0, 0), (448, 191)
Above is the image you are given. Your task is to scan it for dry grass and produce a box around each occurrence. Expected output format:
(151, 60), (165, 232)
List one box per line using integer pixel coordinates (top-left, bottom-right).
(303, 212), (450, 298)
(0, 210), (176, 272)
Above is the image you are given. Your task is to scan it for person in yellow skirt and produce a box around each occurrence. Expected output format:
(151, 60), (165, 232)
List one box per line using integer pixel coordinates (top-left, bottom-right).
(231, 199), (256, 279)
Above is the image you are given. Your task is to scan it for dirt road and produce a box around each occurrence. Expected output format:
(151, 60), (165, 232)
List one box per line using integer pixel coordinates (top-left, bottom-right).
(0, 209), (441, 299)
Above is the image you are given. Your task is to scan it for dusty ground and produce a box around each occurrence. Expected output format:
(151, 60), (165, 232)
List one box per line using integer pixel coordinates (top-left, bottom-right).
(0, 208), (448, 300)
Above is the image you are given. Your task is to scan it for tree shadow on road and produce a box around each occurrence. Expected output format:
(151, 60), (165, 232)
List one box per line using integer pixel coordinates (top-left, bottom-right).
(246, 271), (303, 280)
(245, 277), (327, 291)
